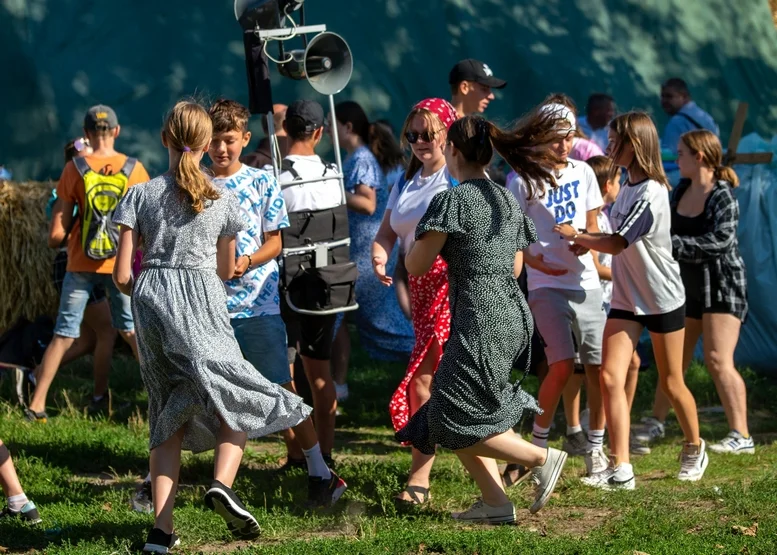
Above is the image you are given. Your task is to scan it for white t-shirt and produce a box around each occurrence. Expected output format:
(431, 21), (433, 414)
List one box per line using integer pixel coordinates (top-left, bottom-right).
(213, 164), (290, 318)
(387, 166), (453, 254)
(597, 207), (613, 304)
(610, 179), (685, 315)
(507, 160), (603, 291)
(273, 154), (341, 212)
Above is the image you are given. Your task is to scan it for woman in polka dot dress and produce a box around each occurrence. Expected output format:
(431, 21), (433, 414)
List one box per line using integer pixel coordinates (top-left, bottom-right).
(396, 112), (569, 524)
(372, 99), (457, 507)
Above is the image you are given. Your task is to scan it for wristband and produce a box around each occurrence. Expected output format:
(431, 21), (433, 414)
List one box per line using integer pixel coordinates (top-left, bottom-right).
(243, 254), (252, 268)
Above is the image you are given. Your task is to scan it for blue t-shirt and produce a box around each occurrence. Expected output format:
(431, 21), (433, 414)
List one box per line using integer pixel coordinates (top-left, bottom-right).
(213, 164), (290, 318)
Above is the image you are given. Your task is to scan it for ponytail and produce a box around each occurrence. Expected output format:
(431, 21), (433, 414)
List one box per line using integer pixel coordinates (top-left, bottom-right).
(447, 111), (563, 199)
(163, 101), (220, 213)
(715, 165), (740, 188)
(368, 121), (404, 173)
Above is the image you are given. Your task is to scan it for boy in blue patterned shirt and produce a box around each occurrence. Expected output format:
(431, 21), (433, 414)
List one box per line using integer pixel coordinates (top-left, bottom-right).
(208, 99), (346, 507)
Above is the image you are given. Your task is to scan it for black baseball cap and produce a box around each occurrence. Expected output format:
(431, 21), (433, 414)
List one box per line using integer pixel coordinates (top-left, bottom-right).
(449, 59), (507, 89)
(286, 99), (325, 133)
(84, 105), (119, 130)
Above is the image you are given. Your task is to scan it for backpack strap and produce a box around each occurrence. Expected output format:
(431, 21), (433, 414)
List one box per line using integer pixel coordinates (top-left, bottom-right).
(280, 159), (301, 189)
(677, 112), (704, 130)
(395, 173), (410, 195)
(120, 157), (137, 177)
(73, 156), (91, 177)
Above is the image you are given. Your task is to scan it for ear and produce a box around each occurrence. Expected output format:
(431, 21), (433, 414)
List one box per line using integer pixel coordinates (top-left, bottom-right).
(695, 151), (704, 164)
(161, 130), (168, 148)
(345, 122), (353, 134)
(242, 130), (252, 147)
(313, 127), (324, 142)
(113, 125), (121, 139)
(203, 138), (212, 153)
(460, 81), (471, 95)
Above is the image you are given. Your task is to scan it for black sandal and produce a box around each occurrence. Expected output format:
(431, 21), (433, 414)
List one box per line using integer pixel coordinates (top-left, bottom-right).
(394, 485), (431, 506)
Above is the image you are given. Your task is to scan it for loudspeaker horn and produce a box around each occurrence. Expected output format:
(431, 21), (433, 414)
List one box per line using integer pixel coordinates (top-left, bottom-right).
(303, 32), (353, 95)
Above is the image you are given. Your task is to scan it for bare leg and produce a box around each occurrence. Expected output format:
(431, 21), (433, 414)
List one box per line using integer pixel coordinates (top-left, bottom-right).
(280, 373), (304, 460)
(584, 365), (605, 432)
(83, 301), (118, 399)
(534, 359), (575, 430)
(397, 340), (439, 502)
(625, 351), (642, 413)
(456, 453), (507, 507)
(214, 419), (248, 488)
(653, 318), (702, 422)
(28, 335), (75, 413)
(150, 427), (185, 534)
(562, 374), (585, 429)
(301, 356), (336, 455)
(331, 324), (350, 387)
(703, 313), (748, 436)
(651, 328), (700, 445)
(459, 430), (547, 469)
(59, 325), (97, 367)
(600, 319), (642, 465)
(118, 329), (139, 360)
(0, 440), (23, 499)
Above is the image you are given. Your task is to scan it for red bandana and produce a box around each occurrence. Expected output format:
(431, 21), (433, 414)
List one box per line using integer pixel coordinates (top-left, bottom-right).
(413, 98), (458, 130)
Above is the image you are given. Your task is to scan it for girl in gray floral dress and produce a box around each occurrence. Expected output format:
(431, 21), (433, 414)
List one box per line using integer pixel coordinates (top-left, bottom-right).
(112, 101), (311, 553)
(397, 113), (570, 524)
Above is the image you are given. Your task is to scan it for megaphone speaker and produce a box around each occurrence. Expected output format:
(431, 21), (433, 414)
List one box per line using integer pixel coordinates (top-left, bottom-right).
(303, 32), (353, 95)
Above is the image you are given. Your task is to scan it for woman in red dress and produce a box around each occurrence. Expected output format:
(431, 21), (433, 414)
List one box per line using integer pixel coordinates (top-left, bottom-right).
(372, 98), (457, 506)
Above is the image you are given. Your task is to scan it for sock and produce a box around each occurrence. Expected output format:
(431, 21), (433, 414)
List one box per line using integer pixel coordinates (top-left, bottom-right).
(302, 443), (331, 480)
(566, 425), (582, 436)
(8, 493), (28, 512)
(532, 424), (550, 448)
(588, 429), (605, 451)
(93, 394), (105, 402)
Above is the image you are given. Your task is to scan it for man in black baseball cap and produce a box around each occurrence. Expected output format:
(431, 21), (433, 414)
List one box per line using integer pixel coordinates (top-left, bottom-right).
(449, 59), (507, 117)
(83, 104), (120, 132)
(285, 99), (325, 134)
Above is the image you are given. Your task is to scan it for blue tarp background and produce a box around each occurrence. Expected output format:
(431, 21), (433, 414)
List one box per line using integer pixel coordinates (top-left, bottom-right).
(2, 0), (777, 372)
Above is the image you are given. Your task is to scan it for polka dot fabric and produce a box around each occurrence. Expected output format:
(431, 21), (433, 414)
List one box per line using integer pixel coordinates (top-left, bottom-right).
(396, 179), (543, 455)
(413, 98), (458, 130)
(389, 255), (451, 434)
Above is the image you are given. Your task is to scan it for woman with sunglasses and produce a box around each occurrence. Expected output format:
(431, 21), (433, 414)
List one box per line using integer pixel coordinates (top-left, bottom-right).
(372, 99), (458, 507)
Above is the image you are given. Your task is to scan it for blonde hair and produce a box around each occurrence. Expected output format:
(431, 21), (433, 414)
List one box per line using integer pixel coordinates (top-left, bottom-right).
(399, 108), (447, 180)
(680, 129), (739, 188)
(609, 111), (669, 189)
(163, 101), (219, 213)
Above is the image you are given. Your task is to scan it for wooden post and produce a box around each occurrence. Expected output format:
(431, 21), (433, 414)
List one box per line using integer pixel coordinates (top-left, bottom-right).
(723, 102), (773, 166)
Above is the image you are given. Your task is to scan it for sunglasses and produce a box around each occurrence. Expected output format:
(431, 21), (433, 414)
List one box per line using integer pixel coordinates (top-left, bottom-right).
(405, 130), (437, 144)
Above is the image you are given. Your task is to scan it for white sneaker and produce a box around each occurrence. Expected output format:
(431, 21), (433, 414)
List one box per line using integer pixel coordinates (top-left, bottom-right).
(451, 498), (516, 524)
(335, 383), (349, 402)
(678, 440), (709, 482)
(585, 447), (609, 476)
(709, 431), (755, 455)
(582, 462), (636, 490)
(633, 417), (665, 444)
(529, 447), (568, 514)
(630, 434), (651, 455)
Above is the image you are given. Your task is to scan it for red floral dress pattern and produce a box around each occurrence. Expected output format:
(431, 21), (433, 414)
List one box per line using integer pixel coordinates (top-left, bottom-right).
(389, 255), (451, 433)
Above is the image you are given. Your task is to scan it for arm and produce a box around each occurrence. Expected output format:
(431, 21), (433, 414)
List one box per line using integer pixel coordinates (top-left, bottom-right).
(405, 231), (447, 277)
(523, 249), (569, 276)
(48, 199), (75, 248)
(346, 184), (377, 215)
(112, 226), (139, 296)
(371, 209), (399, 286)
(217, 236), (237, 281)
(513, 251), (524, 278)
(554, 225), (628, 255)
(672, 189), (738, 263)
(394, 256), (412, 320)
(233, 230), (283, 278)
(569, 208), (603, 256)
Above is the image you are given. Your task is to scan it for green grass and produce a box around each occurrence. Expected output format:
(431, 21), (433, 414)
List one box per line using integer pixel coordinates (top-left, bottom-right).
(1, 340), (777, 554)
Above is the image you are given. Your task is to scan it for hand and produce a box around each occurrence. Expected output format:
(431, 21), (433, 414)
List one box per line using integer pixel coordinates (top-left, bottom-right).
(552, 222), (577, 239)
(233, 255), (250, 278)
(569, 243), (590, 257)
(533, 253), (568, 276)
(372, 255), (393, 286)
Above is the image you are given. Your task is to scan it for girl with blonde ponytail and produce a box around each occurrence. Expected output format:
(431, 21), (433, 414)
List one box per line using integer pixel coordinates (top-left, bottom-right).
(648, 129), (751, 455)
(112, 100), (312, 552)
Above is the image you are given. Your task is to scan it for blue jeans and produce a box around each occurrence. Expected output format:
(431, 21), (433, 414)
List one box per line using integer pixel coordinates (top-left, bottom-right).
(230, 314), (292, 385)
(54, 271), (134, 338)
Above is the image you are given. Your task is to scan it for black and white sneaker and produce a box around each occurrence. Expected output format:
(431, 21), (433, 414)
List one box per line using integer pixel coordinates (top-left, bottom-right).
(0, 501), (42, 525)
(562, 430), (589, 456)
(582, 462), (636, 490)
(204, 481), (261, 540)
(142, 528), (180, 553)
(132, 480), (153, 514)
(306, 471), (348, 507)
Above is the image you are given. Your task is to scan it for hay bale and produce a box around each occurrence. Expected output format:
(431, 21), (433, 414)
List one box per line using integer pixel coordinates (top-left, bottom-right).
(0, 181), (58, 331)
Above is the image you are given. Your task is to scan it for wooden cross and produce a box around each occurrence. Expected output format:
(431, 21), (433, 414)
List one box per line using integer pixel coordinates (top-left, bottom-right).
(723, 102), (773, 166)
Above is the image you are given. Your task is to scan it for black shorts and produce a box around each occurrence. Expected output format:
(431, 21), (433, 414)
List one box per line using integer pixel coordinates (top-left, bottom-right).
(281, 297), (337, 363)
(685, 294), (734, 321)
(608, 305), (685, 334)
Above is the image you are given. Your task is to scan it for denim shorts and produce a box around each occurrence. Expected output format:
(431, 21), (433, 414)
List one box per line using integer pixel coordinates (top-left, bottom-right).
(230, 314), (292, 385)
(55, 271), (134, 338)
